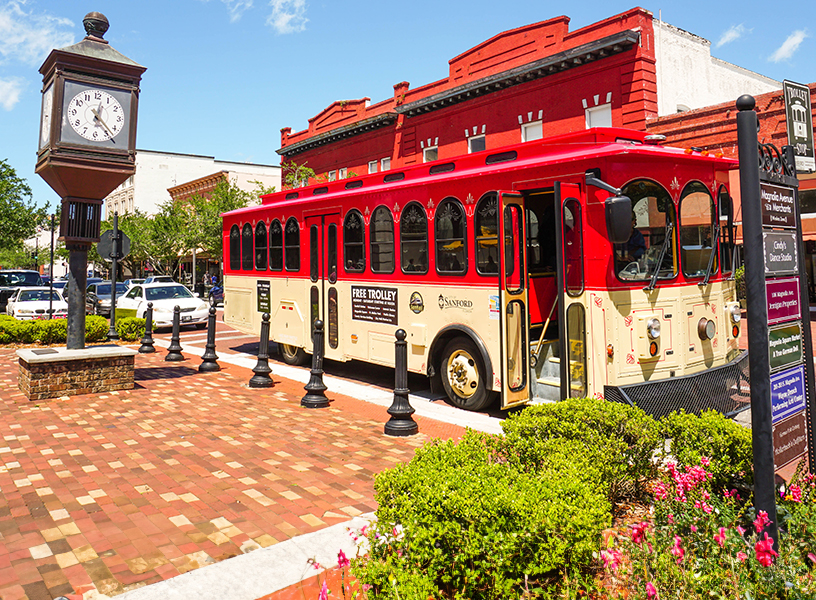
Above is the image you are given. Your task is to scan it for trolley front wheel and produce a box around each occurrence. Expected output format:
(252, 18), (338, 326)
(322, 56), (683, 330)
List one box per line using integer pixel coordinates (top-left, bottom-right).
(279, 343), (309, 366)
(440, 337), (495, 411)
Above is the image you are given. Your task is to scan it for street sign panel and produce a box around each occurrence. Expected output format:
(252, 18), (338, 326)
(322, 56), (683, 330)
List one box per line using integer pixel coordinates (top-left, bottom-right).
(784, 80), (815, 173)
(768, 322), (803, 372)
(773, 410), (809, 470)
(257, 280), (270, 313)
(763, 230), (798, 276)
(96, 229), (131, 262)
(771, 365), (807, 424)
(766, 277), (801, 324)
(761, 182), (796, 229)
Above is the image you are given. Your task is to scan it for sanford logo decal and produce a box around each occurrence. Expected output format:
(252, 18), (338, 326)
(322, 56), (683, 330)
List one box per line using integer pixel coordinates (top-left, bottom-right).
(409, 292), (424, 314)
(438, 294), (473, 312)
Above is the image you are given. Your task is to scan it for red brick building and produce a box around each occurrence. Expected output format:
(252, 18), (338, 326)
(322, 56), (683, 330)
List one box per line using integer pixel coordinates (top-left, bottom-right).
(279, 8), (660, 179)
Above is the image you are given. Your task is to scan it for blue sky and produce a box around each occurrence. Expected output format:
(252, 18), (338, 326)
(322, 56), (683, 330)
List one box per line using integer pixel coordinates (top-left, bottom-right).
(0, 0), (813, 211)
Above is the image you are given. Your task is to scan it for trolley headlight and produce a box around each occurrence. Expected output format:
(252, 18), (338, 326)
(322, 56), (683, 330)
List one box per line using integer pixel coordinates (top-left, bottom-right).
(729, 304), (741, 323)
(698, 318), (716, 341)
(646, 318), (661, 340)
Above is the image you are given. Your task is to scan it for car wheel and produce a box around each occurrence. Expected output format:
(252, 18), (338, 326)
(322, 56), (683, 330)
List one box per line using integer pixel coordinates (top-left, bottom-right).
(440, 337), (495, 411)
(195, 322), (207, 330)
(279, 343), (309, 366)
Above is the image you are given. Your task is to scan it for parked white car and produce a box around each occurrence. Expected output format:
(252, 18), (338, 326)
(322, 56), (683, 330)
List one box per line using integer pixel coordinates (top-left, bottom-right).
(118, 283), (208, 329)
(5, 287), (68, 320)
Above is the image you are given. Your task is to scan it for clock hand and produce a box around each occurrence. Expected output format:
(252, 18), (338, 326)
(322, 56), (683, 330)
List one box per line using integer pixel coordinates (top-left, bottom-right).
(90, 106), (116, 140)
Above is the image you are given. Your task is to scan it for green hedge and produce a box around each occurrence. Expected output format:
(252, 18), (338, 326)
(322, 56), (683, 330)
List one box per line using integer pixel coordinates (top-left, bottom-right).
(115, 317), (145, 341)
(0, 315), (110, 345)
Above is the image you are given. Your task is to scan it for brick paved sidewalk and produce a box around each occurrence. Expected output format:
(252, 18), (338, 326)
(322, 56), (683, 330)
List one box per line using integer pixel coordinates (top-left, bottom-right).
(0, 346), (465, 600)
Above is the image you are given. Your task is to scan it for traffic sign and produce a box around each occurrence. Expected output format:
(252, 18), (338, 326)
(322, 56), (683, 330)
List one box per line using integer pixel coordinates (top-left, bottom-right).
(97, 229), (131, 261)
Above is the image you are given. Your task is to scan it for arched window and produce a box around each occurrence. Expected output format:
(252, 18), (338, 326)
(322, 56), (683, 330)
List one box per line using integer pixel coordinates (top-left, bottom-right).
(269, 219), (283, 271)
(435, 198), (466, 274)
(229, 224), (240, 271)
(370, 206), (394, 273)
(344, 209), (365, 272)
(680, 181), (717, 278)
(614, 180), (676, 282)
(284, 217), (300, 271)
(241, 223), (253, 270)
(255, 221), (268, 270)
(400, 202), (428, 273)
(475, 193), (498, 275)
(718, 186), (735, 274)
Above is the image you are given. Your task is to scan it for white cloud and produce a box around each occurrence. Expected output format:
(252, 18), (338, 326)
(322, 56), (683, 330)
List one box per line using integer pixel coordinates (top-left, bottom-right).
(716, 24), (750, 48)
(267, 0), (307, 34)
(769, 29), (808, 63)
(0, 1), (75, 66)
(0, 76), (23, 110)
(222, 0), (253, 22)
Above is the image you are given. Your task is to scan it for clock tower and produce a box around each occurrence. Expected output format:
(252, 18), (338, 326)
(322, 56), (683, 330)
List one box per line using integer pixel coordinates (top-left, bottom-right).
(36, 12), (146, 348)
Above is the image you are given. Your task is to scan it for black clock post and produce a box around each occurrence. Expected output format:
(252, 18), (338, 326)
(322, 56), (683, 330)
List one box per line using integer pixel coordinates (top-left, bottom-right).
(35, 12), (146, 349)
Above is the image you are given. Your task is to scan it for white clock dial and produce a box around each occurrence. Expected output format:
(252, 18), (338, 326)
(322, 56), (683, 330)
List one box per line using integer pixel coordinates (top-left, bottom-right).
(66, 89), (125, 142)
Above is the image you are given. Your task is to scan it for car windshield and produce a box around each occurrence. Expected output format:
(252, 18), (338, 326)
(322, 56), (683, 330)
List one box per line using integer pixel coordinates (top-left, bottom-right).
(52, 281), (67, 289)
(96, 283), (128, 295)
(0, 272), (40, 286)
(146, 285), (194, 301)
(19, 290), (61, 302)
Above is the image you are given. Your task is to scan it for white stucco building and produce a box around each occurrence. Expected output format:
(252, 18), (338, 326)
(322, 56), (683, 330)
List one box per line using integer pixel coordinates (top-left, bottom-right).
(654, 19), (780, 116)
(103, 150), (280, 218)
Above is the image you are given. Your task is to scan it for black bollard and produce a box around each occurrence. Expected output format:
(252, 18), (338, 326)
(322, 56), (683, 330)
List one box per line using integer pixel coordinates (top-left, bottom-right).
(165, 305), (184, 361)
(249, 313), (274, 387)
(301, 320), (329, 408)
(138, 302), (156, 353)
(199, 306), (220, 372)
(385, 329), (418, 436)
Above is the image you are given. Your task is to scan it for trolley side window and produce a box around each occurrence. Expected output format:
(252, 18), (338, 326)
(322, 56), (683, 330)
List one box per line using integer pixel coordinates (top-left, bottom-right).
(718, 186), (735, 275)
(370, 206), (395, 274)
(435, 197), (467, 275)
(344, 209), (366, 272)
(241, 223), (253, 271)
(615, 180), (676, 282)
(400, 202), (428, 274)
(285, 217), (300, 272)
(475, 193), (499, 276)
(679, 181), (717, 278)
(229, 224), (240, 271)
(255, 221), (268, 270)
(269, 219), (283, 271)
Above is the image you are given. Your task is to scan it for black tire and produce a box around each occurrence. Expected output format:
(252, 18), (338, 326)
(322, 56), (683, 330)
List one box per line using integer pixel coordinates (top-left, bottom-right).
(195, 322), (207, 330)
(440, 337), (495, 411)
(279, 343), (309, 366)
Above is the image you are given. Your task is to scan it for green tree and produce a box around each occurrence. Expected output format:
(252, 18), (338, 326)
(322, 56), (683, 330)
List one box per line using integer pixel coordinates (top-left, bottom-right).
(281, 161), (316, 189)
(187, 180), (256, 262)
(0, 159), (45, 252)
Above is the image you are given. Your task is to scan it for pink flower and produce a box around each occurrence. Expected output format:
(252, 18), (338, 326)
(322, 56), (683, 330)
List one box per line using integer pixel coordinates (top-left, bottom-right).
(690, 524), (698, 533)
(700, 456), (711, 467)
(646, 581), (658, 599)
(714, 527), (726, 547)
(630, 522), (648, 545)
(736, 525), (746, 536)
(808, 553), (816, 564)
(653, 481), (668, 500)
(754, 511), (772, 534)
(670, 535), (685, 563)
(600, 549), (622, 573)
(737, 551), (748, 562)
(363, 584), (372, 591)
(755, 532), (778, 567)
(788, 484), (803, 503)
(667, 514), (674, 524)
(319, 580), (329, 600)
(337, 549), (350, 569)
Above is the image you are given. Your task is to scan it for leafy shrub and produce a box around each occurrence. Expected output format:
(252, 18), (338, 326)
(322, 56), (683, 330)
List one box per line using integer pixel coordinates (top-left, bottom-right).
(735, 265), (745, 300)
(85, 315), (108, 342)
(354, 431), (610, 599)
(37, 318), (67, 344)
(659, 409), (753, 488)
(500, 398), (662, 500)
(116, 317), (145, 341)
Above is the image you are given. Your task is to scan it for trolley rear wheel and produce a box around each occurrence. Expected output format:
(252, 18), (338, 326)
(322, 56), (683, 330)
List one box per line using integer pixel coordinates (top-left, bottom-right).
(440, 337), (495, 411)
(279, 343), (309, 366)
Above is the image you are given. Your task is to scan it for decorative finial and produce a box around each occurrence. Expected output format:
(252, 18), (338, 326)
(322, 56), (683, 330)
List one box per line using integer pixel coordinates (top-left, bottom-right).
(83, 12), (109, 39)
(736, 95), (756, 112)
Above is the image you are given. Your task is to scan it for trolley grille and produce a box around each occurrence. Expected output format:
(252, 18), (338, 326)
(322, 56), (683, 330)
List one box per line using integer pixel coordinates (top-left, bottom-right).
(604, 351), (750, 419)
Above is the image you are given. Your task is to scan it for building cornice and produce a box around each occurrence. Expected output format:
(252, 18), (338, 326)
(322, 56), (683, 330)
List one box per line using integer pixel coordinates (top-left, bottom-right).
(396, 30), (640, 117)
(277, 112), (398, 158)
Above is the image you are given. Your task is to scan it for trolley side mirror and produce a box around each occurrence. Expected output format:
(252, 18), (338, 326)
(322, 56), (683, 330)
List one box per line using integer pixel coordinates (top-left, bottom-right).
(605, 194), (632, 245)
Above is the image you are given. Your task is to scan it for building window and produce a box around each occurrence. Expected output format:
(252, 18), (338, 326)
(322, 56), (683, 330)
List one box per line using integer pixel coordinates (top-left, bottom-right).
(255, 221), (268, 270)
(269, 219), (283, 271)
(229, 225), (240, 270)
(339, 167), (347, 179)
(423, 146), (438, 162)
(284, 217), (300, 271)
(344, 209), (365, 272)
(370, 206), (394, 273)
(401, 202), (428, 273)
(435, 198), (467, 274)
(328, 170), (337, 182)
(380, 157), (391, 171)
(241, 223), (253, 271)
(368, 161), (378, 175)
(522, 121), (543, 142)
(585, 103), (612, 128)
(468, 135), (486, 153)
(475, 193), (499, 275)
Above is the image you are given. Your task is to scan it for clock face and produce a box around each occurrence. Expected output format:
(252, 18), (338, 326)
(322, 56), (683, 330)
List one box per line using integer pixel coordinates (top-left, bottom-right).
(66, 89), (125, 142)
